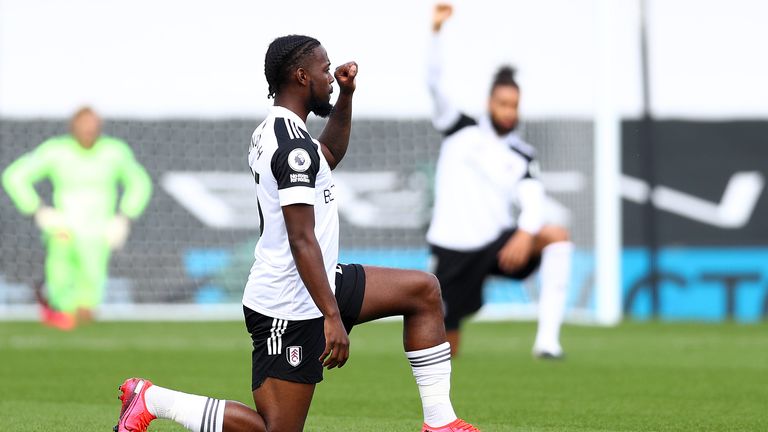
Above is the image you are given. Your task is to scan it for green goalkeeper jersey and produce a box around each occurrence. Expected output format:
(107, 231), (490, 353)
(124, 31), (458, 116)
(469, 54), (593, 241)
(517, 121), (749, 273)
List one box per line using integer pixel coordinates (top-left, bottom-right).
(2, 135), (152, 235)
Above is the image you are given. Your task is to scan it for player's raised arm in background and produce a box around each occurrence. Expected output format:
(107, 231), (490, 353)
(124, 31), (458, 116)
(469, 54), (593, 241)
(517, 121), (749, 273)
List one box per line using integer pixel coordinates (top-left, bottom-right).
(319, 62), (357, 170)
(428, 3), (474, 134)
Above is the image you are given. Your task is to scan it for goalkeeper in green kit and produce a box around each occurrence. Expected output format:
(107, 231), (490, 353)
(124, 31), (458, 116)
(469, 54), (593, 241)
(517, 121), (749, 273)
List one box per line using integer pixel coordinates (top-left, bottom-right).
(2, 107), (152, 330)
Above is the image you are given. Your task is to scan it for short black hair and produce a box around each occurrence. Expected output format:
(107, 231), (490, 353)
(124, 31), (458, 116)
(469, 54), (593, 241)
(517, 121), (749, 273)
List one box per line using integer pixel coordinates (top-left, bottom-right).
(490, 65), (519, 95)
(264, 35), (321, 98)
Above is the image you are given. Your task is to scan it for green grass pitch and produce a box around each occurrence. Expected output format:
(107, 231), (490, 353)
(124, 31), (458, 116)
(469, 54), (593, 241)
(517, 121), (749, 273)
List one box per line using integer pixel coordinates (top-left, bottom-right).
(1, 320), (766, 431)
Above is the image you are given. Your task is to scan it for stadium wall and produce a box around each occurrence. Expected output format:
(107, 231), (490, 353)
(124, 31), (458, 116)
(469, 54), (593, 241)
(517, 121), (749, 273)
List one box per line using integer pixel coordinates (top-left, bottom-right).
(621, 120), (768, 322)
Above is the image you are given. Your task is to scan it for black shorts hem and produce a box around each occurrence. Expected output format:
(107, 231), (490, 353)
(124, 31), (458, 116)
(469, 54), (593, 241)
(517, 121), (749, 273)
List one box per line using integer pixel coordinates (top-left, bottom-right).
(431, 229), (541, 326)
(252, 372), (324, 391)
(335, 263), (366, 333)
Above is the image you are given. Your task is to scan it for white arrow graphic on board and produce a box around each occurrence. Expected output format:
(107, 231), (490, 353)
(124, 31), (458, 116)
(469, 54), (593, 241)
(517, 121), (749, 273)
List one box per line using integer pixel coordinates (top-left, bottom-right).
(159, 170), (584, 230)
(621, 171), (764, 229)
(161, 170), (764, 230)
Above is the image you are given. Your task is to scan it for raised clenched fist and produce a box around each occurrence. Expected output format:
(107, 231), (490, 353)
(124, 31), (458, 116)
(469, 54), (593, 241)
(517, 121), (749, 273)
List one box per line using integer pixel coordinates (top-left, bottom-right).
(334, 62), (358, 95)
(433, 3), (453, 33)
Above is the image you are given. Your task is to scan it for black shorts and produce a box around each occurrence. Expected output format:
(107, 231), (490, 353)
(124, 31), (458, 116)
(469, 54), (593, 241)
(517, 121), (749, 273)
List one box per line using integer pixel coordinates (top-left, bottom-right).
(430, 229), (541, 330)
(244, 263), (366, 390)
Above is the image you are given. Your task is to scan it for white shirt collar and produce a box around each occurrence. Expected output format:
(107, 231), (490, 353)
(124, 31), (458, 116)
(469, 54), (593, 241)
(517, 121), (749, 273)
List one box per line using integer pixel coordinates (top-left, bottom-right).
(270, 105), (308, 130)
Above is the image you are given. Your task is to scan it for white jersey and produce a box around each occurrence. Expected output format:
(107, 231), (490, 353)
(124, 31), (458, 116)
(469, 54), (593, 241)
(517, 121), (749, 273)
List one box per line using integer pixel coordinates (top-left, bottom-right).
(426, 33), (545, 251)
(243, 106), (339, 320)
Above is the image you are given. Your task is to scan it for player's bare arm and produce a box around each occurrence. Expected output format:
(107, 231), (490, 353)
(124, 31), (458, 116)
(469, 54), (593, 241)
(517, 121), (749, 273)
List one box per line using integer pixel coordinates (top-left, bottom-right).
(282, 203), (350, 369)
(319, 62), (357, 170)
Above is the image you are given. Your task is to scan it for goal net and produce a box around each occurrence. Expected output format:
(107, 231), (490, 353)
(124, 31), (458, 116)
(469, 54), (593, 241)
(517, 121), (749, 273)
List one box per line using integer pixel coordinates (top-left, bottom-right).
(0, 117), (619, 323)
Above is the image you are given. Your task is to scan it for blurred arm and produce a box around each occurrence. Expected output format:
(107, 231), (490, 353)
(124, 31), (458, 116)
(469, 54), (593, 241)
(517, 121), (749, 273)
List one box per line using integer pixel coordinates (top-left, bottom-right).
(427, 31), (465, 133)
(516, 174), (545, 235)
(1, 143), (53, 215)
(117, 144), (152, 219)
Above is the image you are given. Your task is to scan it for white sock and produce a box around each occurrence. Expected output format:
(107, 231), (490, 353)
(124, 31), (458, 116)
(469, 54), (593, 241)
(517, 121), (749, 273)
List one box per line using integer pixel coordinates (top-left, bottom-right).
(406, 342), (457, 427)
(145, 385), (226, 432)
(534, 241), (573, 355)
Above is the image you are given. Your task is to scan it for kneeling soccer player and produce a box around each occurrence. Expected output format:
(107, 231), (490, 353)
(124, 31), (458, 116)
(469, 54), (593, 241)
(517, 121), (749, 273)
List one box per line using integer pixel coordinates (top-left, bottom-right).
(114, 35), (479, 432)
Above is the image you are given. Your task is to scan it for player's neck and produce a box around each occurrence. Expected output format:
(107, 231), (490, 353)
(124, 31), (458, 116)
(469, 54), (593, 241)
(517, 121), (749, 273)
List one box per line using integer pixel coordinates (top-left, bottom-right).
(491, 121), (514, 137)
(273, 95), (309, 123)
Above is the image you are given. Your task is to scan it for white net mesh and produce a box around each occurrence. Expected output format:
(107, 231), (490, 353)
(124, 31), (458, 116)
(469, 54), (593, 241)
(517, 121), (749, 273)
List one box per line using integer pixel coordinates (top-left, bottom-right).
(0, 117), (599, 321)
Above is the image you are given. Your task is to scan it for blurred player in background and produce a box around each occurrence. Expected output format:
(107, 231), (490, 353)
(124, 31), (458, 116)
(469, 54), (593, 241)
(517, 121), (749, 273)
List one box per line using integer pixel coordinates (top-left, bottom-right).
(1, 107), (152, 330)
(114, 35), (479, 432)
(427, 4), (573, 359)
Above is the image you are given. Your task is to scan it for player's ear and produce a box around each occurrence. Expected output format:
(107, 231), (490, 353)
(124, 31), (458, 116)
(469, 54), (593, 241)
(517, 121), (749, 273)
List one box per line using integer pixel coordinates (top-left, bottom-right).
(295, 67), (309, 87)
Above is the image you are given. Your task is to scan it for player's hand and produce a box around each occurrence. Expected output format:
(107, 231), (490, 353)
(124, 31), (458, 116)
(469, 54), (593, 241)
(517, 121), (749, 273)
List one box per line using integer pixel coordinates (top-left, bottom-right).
(432, 3), (453, 33)
(34, 206), (71, 240)
(498, 230), (534, 273)
(334, 62), (358, 95)
(320, 315), (350, 369)
(106, 214), (131, 250)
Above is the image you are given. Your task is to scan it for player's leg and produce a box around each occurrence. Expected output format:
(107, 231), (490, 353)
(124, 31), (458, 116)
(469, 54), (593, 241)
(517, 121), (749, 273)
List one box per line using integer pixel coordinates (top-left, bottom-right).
(429, 246), (488, 357)
(133, 380), (313, 432)
(246, 307), (326, 432)
(115, 377), (267, 432)
(354, 265), (478, 431)
(43, 233), (77, 329)
(116, 310), (324, 432)
(251, 379), (315, 432)
(73, 236), (110, 323)
(357, 266), (445, 348)
(530, 225), (572, 358)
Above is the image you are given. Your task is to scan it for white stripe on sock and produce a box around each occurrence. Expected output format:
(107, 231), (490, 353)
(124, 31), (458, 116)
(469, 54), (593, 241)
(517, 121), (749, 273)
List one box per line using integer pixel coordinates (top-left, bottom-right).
(145, 386), (224, 432)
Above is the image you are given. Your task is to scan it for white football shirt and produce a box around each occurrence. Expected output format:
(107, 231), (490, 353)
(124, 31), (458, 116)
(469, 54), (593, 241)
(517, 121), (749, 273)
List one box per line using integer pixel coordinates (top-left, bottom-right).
(427, 117), (544, 251)
(426, 33), (545, 251)
(243, 106), (339, 320)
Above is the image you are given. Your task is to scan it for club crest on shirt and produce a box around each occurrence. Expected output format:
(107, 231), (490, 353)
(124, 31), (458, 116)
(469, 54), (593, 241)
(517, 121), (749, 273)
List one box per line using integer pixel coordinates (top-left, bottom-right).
(286, 346), (302, 367)
(288, 148), (311, 172)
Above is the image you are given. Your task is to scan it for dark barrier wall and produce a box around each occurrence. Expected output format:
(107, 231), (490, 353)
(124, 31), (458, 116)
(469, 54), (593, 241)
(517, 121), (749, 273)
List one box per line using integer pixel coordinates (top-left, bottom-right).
(622, 120), (768, 321)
